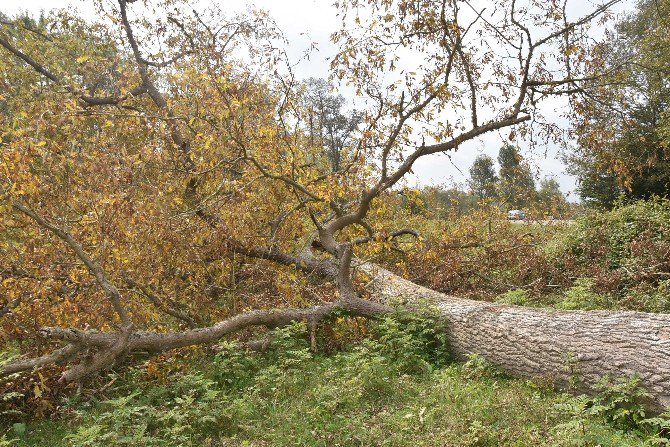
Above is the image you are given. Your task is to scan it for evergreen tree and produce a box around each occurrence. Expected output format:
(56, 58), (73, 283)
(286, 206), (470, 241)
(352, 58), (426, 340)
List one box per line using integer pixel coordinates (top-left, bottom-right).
(536, 178), (570, 217)
(497, 144), (536, 209)
(301, 78), (361, 172)
(467, 154), (498, 201)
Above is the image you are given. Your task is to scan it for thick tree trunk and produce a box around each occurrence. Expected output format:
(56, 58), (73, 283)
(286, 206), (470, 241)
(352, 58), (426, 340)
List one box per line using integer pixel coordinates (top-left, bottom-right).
(363, 264), (670, 412)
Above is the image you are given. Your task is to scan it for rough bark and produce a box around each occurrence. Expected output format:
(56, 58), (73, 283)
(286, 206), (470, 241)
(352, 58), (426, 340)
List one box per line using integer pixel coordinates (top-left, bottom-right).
(0, 298), (391, 380)
(362, 264), (670, 412)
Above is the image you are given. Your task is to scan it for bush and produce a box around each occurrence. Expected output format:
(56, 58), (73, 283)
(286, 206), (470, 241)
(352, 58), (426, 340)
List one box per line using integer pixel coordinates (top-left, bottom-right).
(373, 305), (450, 368)
(551, 198), (670, 268)
(555, 279), (607, 310)
(623, 280), (670, 313)
(553, 375), (670, 446)
(400, 198), (670, 312)
(497, 289), (530, 305)
(461, 354), (504, 380)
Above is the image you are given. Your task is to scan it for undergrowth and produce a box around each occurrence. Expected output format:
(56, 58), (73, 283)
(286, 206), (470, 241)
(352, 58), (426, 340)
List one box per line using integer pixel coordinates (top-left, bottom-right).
(3, 309), (669, 446)
(395, 198), (670, 313)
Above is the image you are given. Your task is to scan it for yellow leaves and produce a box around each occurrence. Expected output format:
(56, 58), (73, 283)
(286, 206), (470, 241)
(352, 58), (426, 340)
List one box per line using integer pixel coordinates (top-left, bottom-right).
(33, 383), (43, 399)
(145, 360), (164, 382)
(203, 136), (214, 151)
(564, 44), (579, 57)
(68, 271), (80, 284)
(7, 179), (39, 197)
(0, 1), (437, 370)
(275, 267), (308, 306)
(326, 315), (368, 346)
(33, 372), (49, 399)
(257, 125), (277, 140)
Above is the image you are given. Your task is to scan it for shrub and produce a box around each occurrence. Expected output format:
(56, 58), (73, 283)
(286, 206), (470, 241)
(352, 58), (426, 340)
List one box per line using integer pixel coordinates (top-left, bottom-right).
(554, 375), (670, 446)
(622, 280), (670, 313)
(590, 375), (650, 429)
(545, 198), (670, 298)
(0, 434), (18, 446)
(374, 305), (450, 368)
(392, 199), (670, 312)
(497, 289), (530, 306)
(461, 353), (503, 380)
(555, 279), (607, 310)
(552, 198), (670, 268)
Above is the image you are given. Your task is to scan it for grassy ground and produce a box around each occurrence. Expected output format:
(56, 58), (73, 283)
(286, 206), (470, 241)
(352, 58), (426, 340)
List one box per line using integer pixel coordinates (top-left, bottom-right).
(9, 366), (645, 447)
(4, 317), (664, 447)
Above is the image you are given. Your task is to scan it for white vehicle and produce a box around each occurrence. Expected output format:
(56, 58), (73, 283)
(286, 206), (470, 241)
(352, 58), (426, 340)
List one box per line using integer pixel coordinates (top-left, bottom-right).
(507, 210), (526, 220)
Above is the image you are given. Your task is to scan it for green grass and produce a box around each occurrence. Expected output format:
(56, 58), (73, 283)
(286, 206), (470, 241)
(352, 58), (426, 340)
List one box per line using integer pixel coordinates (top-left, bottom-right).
(8, 361), (648, 447)
(5, 316), (665, 447)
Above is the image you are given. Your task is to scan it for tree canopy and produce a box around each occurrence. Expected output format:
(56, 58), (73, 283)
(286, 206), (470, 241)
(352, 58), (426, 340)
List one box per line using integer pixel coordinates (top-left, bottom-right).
(0, 0), (624, 381)
(572, 0), (670, 207)
(497, 144), (536, 209)
(468, 154), (497, 202)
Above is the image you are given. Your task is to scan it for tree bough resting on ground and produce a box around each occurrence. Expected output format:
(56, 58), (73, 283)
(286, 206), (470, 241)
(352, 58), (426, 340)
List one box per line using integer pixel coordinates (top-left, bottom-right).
(2, 0), (667, 411)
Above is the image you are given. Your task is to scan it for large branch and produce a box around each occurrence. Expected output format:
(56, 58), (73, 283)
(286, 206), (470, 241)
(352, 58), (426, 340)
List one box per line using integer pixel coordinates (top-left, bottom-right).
(324, 114), (531, 236)
(320, 1), (620, 243)
(0, 232), (387, 379)
(0, 344), (81, 376)
(36, 305), (338, 352)
(0, 294), (390, 379)
(117, 0), (193, 163)
(352, 228), (419, 245)
(234, 244), (339, 278)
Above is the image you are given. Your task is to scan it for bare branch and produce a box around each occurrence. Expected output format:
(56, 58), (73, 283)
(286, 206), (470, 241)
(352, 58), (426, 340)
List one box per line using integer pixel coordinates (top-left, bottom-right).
(0, 297), (21, 318)
(60, 327), (132, 382)
(0, 344), (81, 376)
(533, 0), (621, 49)
(352, 228), (420, 245)
(33, 304), (336, 352)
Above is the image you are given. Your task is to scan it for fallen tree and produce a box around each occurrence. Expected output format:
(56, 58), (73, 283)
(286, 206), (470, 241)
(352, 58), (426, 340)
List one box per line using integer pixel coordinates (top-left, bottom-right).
(362, 264), (670, 412)
(4, 260), (669, 412)
(4, 0), (657, 415)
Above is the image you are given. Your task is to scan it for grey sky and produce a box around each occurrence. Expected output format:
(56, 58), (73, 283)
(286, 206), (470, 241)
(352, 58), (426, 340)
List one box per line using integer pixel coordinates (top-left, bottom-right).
(2, 0), (635, 201)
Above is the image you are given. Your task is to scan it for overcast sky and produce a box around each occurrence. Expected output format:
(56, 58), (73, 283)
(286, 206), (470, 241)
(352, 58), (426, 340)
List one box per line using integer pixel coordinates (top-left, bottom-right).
(2, 0), (635, 201)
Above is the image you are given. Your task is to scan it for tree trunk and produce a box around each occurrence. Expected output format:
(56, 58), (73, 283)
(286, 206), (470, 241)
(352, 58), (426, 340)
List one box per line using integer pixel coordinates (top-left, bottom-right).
(363, 264), (670, 412)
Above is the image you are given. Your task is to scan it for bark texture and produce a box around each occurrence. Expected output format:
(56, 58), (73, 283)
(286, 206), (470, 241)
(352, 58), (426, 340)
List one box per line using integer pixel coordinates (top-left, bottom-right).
(362, 264), (670, 412)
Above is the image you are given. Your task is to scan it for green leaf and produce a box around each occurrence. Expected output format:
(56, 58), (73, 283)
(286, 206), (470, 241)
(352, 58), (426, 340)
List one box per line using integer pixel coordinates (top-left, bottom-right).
(12, 422), (26, 436)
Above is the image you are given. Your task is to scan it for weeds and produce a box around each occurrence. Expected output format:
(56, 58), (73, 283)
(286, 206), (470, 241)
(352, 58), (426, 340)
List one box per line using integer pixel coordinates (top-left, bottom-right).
(6, 313), (668, 446)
